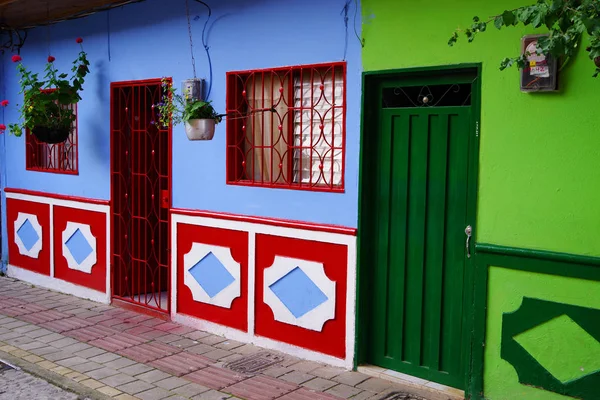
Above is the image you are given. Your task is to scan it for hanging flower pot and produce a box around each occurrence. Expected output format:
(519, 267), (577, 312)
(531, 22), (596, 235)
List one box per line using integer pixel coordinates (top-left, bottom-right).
(185, 118), (216, 140)
(157, 78), (222, 141)
(3, 38), (90, 139)
(32, 125), (71, 144)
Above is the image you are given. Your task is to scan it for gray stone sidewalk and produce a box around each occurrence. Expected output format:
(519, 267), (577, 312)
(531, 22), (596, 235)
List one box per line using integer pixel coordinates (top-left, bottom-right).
(0, 361), (89, 400)
(0, 276), (433, 400)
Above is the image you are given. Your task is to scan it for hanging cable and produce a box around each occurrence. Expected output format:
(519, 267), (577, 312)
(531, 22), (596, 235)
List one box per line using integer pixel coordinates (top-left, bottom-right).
(1, 30), (27, 54)
(192, 0), (213, 100)
(341, 1), (350, 60)
(353, 0), (365, 48)
(185, 0), (197, 79)
(46, 25), (51, 56)
(46, 2), (51, 56)
(107, 9), (112, 61)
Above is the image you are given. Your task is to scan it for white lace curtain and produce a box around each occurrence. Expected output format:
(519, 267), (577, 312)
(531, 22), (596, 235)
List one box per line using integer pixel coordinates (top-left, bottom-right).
(245, 73), (290, 183)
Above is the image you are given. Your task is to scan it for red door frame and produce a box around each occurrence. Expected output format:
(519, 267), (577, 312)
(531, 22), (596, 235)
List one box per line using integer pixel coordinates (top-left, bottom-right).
(109, 78), (172, 317)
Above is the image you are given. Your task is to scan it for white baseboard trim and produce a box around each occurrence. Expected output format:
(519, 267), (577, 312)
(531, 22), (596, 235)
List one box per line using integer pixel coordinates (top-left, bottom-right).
(172, 312), (351, 369)
(7, 265), (110, 304)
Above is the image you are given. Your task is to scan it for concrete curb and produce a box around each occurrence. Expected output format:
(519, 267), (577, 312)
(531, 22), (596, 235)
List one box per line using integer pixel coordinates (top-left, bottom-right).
(0, 349), (113, 400)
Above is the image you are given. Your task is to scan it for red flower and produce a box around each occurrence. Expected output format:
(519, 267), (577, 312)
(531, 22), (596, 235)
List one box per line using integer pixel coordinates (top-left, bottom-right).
(76, 37), (83, 44)
(47, 56), (55, 63)
(11, 55), (22, 63)
(0, 124), (6, 132)
(0, 100), (8, 107)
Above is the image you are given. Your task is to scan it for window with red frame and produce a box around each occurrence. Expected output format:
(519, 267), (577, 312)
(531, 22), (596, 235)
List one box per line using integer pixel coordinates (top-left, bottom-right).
(226, 62), (346, 191)
(25, 90), (78, 174)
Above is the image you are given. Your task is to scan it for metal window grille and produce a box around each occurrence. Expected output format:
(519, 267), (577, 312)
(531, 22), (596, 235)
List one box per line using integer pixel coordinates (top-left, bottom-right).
(25, 92), (78, 174)
(226, 62), (346, 191)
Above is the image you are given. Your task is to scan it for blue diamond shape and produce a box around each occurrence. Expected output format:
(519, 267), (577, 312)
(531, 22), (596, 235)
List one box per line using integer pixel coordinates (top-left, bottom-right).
(269, 267), (328, 318)
(65, 229), (94, 264)
(189, 252), (235, 298)
(17, 219), (40, 251)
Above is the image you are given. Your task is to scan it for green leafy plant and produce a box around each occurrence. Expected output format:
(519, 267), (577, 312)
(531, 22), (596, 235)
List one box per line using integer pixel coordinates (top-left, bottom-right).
(3, 38), (90, 137)
(157, 78), (222, 128)
(449, 0), (600, 76)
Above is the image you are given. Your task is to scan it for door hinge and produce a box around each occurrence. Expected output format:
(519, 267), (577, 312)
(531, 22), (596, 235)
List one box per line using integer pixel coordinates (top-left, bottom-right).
(475, 120), (480, 138)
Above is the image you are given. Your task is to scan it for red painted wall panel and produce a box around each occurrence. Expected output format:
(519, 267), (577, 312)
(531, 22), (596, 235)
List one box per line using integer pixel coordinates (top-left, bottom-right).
(255, 234), (348, 358)
(6, 198), (51, 276)
(53, 205), (107, 293)
(177, 223), (248, 331)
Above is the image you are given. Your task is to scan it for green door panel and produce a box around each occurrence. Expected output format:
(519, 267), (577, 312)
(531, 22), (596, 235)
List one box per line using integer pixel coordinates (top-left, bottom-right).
(365, 104), (472, 389)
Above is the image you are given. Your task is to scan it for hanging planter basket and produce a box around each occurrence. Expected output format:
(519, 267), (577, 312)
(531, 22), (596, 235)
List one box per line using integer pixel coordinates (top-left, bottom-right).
(4, 38), (89, 140)
(184, 119), (216, 141)
(31, 125), (71, 144)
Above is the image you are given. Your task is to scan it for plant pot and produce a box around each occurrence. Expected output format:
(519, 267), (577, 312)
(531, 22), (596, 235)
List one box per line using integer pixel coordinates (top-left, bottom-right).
(184, 119), (215, 141)
(32, 126), (71, 144)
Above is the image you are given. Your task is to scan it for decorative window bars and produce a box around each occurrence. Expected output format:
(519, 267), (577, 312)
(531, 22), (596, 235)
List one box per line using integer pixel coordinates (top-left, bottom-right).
(226, 62), (346, 191)
(25, 92), (78, 174)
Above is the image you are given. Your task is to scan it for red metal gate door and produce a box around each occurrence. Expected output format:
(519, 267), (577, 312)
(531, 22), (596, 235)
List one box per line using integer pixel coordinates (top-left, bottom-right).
(111, 79), (171, 313)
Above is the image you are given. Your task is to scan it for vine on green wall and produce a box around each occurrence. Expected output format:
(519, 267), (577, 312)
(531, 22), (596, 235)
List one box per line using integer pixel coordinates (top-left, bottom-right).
(448, 0), (600, 76)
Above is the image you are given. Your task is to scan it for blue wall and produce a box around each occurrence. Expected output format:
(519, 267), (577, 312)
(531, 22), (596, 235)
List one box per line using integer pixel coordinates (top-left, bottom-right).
(1, 51), (6, 272)
(1, 0), (362, 228)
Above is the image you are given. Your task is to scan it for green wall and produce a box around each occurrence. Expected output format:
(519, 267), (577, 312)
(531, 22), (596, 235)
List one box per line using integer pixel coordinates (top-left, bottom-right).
(362, 0), (600, 257)
(485, 266), (600, 400)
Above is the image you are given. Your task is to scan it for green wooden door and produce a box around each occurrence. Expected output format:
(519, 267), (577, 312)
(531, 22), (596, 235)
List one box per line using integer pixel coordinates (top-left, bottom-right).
(361, 74), (477, 390)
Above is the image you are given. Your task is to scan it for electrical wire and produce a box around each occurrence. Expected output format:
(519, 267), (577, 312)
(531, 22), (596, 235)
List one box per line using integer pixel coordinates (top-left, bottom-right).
(185, 0), (197, 79)
(107, 9), (112, 61)
(1, 30), (27, 54)
(353, 0), (364, 48)
(1, 0), (214, 100)
(341, 1), (350, 60)
(45, 2), (51, 56)
(192, 0), (213, 100)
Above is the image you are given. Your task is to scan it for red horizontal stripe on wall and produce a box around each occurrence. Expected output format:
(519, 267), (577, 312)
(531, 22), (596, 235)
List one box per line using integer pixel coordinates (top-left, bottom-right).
(5, 188), (110, 206)
(170, 208), (357, 236)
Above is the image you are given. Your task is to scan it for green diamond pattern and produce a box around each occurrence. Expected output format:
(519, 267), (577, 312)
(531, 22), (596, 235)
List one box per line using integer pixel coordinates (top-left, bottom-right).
(514, 314), (600, 383)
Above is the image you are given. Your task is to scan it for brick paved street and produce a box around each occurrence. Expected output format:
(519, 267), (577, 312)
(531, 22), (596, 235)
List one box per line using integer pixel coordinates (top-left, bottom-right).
(0, 277), (434, 400)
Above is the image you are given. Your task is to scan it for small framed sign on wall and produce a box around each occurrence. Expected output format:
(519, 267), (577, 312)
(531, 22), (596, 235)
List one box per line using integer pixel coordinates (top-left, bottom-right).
(520, 34), (559, 92)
